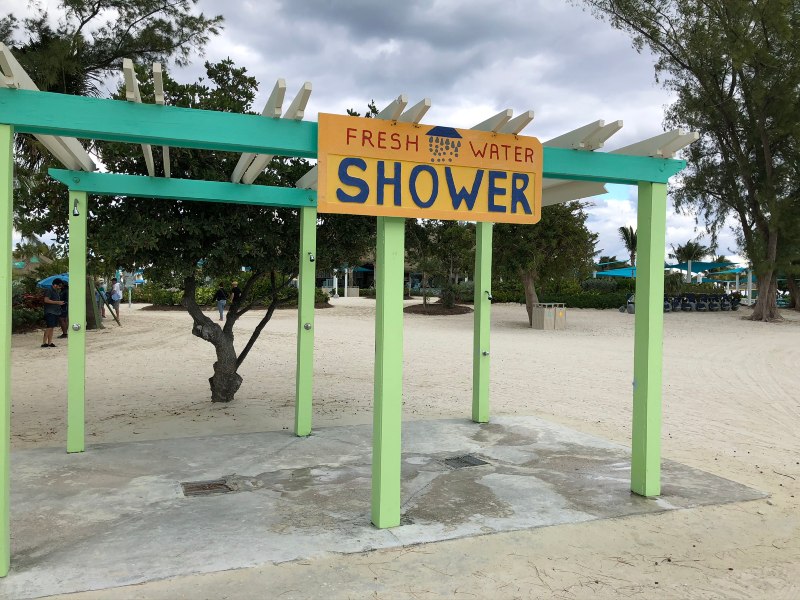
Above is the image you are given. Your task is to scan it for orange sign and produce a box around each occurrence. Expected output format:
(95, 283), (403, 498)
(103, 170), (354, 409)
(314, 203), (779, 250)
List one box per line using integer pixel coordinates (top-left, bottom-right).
(317, 113), (542, 224)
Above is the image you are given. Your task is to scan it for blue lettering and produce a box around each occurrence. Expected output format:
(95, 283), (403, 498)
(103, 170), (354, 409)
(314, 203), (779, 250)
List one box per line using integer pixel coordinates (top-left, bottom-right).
(409, 165), (438, 209)
(511, 173), (532, 214)
(336, 157), (369, 203)
(488, 171), (507, 213)
(445, 168), (483, 211)
(377, 161), (402, 206)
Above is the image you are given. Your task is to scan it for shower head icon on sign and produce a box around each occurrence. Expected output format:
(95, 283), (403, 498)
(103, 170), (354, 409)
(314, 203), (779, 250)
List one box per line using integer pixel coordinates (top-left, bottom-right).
(426, 126), (462, 163)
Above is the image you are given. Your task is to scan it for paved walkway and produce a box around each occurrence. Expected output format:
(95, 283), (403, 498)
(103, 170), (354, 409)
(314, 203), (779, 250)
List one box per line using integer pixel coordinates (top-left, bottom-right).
(1, 416), (763, 599)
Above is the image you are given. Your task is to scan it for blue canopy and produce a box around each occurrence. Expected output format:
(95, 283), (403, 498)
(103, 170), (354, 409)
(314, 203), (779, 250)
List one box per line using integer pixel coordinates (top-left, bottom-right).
(667, 261), (735, 273)
(596, 267), (636, 278)
(37, 273), (69, 288)
(711, 267), (747, 275)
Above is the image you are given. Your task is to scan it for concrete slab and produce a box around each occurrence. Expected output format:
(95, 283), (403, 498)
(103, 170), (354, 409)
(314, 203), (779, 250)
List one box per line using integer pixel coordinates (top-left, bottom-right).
(0, 416), (765, 599)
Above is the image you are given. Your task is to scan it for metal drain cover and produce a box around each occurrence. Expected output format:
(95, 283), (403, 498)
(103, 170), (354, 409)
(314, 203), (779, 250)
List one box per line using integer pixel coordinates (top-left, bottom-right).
(181, 479), (233, 497)
(443, 454), (489, 469)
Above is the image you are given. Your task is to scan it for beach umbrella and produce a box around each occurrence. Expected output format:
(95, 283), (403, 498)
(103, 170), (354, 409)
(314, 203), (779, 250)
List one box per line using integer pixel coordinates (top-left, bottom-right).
(37, 273), (69, 288)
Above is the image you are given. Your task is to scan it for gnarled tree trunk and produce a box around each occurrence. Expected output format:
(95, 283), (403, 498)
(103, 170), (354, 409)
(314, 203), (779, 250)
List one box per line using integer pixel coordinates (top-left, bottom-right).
(521, 269), (539, 327)
(184, 283), (242, 402)
(182, 273), (283, 403)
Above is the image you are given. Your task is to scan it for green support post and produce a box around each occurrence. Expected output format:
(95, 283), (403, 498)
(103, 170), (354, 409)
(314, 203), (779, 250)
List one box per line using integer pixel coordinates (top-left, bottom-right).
(67, 191), (88, 453)
(472, 221), (493, 423)
(371, 216), (404, 528)
(0, 124), (13, 577)
(295, 206), (317, 437)
(631, 181), (667, 496)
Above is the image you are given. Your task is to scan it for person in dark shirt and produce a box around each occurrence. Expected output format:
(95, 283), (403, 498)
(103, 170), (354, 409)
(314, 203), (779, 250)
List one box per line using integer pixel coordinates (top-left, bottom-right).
(231, 280), (242, 305)
(42, 278), (65, 347)
(214, 283), (228, 321)
(58, 282), (69, 338)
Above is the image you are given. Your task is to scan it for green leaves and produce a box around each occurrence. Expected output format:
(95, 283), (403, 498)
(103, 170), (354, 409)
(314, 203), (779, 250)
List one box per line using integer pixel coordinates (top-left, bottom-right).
(582, 0), (800, 318)
(494, 201), (598, 292)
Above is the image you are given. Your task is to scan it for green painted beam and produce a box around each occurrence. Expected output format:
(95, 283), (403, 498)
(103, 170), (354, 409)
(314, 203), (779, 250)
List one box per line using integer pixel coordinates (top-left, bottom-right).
(543, 147), (685, 185)
(1, 88), (317, 157)
(631, 181), (667, 496)
(67, 191), (87, 453)
(0, 125), (12, 577)
(49, 170), (317, 208)
(472, 221), (492, 423)
(372, 216), (405, 529)
(295, 206), (317, 437)
(1, 89), (689, 184)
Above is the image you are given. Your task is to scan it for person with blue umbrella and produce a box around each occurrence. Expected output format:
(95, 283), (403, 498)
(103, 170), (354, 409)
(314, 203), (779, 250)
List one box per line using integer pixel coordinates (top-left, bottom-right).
(41, 278), (66, 347)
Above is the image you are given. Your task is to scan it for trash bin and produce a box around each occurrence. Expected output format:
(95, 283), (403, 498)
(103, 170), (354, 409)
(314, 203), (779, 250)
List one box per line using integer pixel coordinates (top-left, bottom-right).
(531, 303), (555, 330)
(532, 303), (566, 330)
(554, 303), (566, 330)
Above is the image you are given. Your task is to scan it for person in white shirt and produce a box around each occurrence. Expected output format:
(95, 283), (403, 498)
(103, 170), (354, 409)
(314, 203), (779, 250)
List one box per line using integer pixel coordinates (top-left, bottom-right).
(110, 277), (123, 321)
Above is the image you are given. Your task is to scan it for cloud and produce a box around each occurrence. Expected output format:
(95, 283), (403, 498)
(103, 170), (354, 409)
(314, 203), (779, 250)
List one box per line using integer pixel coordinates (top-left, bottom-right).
(4, 0), (745, 265)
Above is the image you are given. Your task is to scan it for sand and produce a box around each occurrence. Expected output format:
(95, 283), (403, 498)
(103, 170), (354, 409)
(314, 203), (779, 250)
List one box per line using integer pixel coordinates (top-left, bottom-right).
(10, 299), (800, 598)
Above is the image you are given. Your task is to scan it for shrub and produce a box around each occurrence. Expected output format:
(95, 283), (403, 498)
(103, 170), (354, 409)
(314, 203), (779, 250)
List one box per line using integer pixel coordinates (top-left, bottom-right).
(538, 291), (629, 309)
(12, 307), (43, 332)
(581, 278), (619, 293)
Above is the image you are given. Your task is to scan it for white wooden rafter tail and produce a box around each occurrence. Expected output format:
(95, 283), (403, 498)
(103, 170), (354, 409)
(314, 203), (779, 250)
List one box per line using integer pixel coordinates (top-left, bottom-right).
(0, 43), (95, 171)
(397, 98), (431, 123)
(499, 110), (534, 135)
(544, 120), (607, 150)
(122, 58), (155, 177)
(152, 63), (170, 178)
(231, 79), (287, 183)
(376, 95), (408, 120)
(241, 82), (312, 185)
(613, 129), (699, 158)
(584, 120), (623, 150)
(471, 109), (513, 133)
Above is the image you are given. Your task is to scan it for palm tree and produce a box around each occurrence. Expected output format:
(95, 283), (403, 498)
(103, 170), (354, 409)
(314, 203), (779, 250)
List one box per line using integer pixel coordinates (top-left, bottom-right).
(617, 226), (637, 268)
(669, 239), (711, 283)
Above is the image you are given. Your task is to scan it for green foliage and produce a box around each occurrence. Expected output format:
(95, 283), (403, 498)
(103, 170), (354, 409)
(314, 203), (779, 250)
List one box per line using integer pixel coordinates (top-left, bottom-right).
(12, 307), (43, 332)
(669, 239), (712, 263)
(581, 278), (621, 293)
(7, 0), (223, 245)
(494, 201), (598, 304)
(617, 225), (637, 267)
(582, 0), (800, 319)
(539, 292), (629, 310)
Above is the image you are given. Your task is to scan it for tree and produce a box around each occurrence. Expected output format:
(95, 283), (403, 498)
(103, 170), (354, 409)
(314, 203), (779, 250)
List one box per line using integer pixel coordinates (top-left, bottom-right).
(406, 220), (475, 308)
(4, 0), (223, 242)
(406, 220), (442, 308)
(617, 225), (637, 268)
(669, 238), (711, 282)
(495, 202), (598, 326)
(580, 0), (800, 321)
(94, 60), (373, 402)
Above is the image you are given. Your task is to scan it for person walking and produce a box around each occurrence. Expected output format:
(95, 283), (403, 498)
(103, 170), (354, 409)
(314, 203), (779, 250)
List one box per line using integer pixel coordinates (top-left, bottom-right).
(231, 280), (242, 305)
(42, 278), (65, 347)
(214, 283), (228, 321)
(110, 277), (122, 321)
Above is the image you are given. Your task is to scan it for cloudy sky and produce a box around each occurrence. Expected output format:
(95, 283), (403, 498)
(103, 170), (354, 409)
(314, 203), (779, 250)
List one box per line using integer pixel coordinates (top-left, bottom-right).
(3, 0), (743, 263)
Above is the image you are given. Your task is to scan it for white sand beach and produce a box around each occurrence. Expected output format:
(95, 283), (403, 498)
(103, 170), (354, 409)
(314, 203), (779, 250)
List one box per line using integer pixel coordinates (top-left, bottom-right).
(10, 299), (800, 598)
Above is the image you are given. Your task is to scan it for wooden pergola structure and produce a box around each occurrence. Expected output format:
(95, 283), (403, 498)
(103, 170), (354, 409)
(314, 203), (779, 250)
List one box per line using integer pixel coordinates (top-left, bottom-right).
(0, 46), (697, 576)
